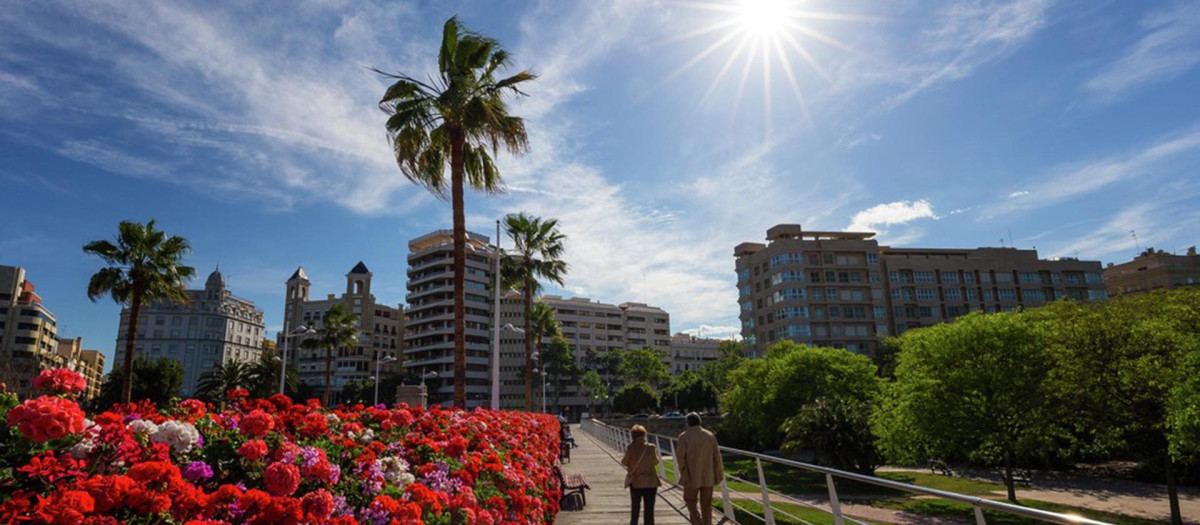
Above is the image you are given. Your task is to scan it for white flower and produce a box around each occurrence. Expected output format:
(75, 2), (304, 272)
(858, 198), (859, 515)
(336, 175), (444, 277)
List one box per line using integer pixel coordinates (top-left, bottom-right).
(358, 428), (375, 444)
(377, 456), (412, 486)
(326, 413), (341, 425)
(70, 439), (96, 459)
(151, 420), (200, 454)
(127, 419), (159, 436)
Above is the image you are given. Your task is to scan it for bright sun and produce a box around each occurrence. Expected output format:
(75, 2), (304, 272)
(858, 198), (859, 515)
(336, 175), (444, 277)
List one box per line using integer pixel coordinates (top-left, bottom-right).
(669, 0), (869, 128)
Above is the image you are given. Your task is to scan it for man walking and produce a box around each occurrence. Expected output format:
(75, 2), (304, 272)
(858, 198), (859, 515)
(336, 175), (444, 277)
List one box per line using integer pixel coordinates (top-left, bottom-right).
(676, 412), (724, 525)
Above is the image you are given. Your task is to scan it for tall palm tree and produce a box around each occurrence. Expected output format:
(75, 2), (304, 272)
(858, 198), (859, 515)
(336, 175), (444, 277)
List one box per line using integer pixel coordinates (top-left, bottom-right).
(196, 360), (252, 405)
(301, 303), (359, 407)
(377, 16), (535, 408)
(503, 213), (568, 412)
(84, 220), (194, 404)
(528, 302), (561, 412)
(247, 350), (300, 399)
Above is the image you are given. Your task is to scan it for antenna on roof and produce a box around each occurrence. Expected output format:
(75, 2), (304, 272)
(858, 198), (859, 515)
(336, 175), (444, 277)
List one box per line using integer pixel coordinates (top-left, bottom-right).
(1130, 230), (1141, 254)
(1008, 228), (1014, 249)
(1000, 238), (1006, 248)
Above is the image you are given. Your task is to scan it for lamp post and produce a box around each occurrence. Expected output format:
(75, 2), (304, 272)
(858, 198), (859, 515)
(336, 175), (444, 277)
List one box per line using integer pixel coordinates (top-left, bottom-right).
(491, 323), (524, 410)
(374, 355), (398, 406)
(280, 325), (316, 395)
(421, 370), (438, 388)
(540, 366), (548, 414)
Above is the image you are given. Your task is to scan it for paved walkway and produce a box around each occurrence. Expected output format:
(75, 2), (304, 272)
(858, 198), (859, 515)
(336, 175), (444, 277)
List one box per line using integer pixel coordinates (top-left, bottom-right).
(555, 426), (693, 524)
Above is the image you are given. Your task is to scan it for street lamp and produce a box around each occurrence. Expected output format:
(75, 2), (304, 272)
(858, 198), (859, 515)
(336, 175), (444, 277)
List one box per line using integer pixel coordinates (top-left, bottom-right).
(281, 325), (316, 395)
(421, 370), (438, 388)
(540, 366), (548, 415)
(374, 355), (398, 406)
(491, 323), (524, 410)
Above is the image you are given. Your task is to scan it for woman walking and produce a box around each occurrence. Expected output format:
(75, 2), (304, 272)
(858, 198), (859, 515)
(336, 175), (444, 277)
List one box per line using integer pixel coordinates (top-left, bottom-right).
(622, 424), (661, 525)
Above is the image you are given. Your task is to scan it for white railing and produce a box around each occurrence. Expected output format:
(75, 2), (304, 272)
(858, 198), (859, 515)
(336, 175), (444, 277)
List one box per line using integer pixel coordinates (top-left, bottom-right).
(580, 419), (1112, 525)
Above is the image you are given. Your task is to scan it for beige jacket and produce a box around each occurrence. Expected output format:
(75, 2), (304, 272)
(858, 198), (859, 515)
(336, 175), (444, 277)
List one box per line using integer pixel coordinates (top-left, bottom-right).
(676, 426), (724, 488)
(621, 439), (662, 489)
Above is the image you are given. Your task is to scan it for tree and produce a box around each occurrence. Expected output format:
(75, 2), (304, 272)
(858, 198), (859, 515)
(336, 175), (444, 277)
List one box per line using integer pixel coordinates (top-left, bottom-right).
(528, 302), (563, 412)
(614, 382), (659, 415)
(619, 347), (670, 390)
(246, 349), (300, 399)
(697, 340), (745, 393)
(1047, 291), (1200, 523)
(543, 335), (580, 414)
(94, 357), (184, 410)
(873, 311), (1067, 503)
(301, 303), (359, 407)
(723, 341), (880, 452)
(663, 371), (719, 412)
(782, 396), (878, 474)
(196, 361), (253, 405)
(378, 16), (536, 408)
(581, 370), (608, 417)
(84, 220), (194, 404)
(502, 213), (568, 412)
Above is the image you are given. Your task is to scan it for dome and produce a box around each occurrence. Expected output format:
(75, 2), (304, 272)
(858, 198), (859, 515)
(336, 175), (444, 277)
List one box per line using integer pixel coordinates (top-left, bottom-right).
(206, 267), (225, 288)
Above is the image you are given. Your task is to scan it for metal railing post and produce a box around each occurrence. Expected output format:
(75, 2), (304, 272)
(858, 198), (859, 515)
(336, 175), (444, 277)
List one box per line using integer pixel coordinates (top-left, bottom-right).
(720, 478), (734, 521)
(756, 458), (776, 525)
(974, 505), (988, 525)
(826, 473), (845, 525)
(654, 434), (666, 479)
(671, 438), (682, 483)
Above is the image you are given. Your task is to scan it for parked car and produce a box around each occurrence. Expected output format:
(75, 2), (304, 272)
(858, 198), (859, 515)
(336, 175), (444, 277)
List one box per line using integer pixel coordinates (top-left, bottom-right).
(662, 411), (684, 419)
(632, 413), (650, 419)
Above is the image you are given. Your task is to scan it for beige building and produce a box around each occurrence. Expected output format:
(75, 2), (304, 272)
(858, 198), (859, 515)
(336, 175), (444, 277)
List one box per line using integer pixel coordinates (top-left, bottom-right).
(283, 263), (403, 403)
(667, 333), (722, 374)
(117, 269), (266, 396)
(55, 337), (105, 401)
(735, 225), (1107, 357)
(1, 265), (62, 395)
(1104, 246), (1200, 296)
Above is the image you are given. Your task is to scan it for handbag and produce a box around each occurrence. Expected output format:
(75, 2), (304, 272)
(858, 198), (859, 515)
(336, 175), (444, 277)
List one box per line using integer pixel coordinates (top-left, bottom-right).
(624, 444), (650, 488)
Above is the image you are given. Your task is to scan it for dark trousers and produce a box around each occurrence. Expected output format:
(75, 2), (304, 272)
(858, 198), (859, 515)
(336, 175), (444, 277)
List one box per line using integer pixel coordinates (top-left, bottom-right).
(629, 487), (656, 525)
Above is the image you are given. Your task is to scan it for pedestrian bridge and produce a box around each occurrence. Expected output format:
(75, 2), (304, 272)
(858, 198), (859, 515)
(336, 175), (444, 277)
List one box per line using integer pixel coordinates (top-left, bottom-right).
(557, 419), (1114, 525)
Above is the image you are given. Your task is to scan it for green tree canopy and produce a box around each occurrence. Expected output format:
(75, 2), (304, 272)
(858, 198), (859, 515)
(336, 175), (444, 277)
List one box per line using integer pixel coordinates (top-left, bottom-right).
(697, 340), (745, 393)
(503, 213), (568, 412)
(872, 311), (1068, 502)
(663, 371), (719, 413)
(84, 219), (194, 404)
(301, 303), (359, 406)
(378, 16), (535, 408)
(581, 370), (608, 416)
(94, 357), (184, 410)
(619, 347), (670, 390)
(196, 360), (253, 405)
(614, 382), (659, 415)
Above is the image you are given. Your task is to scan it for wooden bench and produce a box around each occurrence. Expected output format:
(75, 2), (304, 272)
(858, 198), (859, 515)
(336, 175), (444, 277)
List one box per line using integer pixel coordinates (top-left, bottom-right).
(1010, 469), (1032, 487)
(560, 441), (571, 463)
(928, 458), (955, 476)
(555, 467), (590, 507)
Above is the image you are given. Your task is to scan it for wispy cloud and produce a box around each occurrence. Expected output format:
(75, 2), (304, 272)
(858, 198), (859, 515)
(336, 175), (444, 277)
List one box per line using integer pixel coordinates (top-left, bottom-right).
(680, 325), (743, 341)
(1041, 198), (1200, 261)
(982, 126), (1200, 218)
(1083, 2), (1200, 103)
(884, 0), (1051, 109)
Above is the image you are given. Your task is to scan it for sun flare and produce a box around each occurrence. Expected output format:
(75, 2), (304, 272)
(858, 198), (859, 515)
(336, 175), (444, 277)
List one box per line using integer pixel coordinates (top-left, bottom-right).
(669, 0), (872, 128)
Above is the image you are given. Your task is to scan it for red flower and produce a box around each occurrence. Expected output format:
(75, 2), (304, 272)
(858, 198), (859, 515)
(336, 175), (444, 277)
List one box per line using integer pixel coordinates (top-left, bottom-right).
(300, 489), (335, 522)
(238, 440), (269, 461)
(80, 475), (137, 513)
(32, 368), (87, 395)
(240, 410), (275, 438)
(17, 451), (84, 483)
(6, 395), (86, 443)
(264, 462), (300, 497)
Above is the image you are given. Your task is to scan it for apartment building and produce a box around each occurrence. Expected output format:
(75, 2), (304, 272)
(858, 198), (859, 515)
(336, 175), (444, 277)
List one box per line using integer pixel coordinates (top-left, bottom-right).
(735, 225), (1106, 357)
(54, 337), (105, 401)
(0, 265), (62, 395)
(403, 230), (496, 408)
(667, 333), (723, 374)
(282, 263), (403, 402)
(115, 269), (266, 396)
(1104, 246), (1200, 296)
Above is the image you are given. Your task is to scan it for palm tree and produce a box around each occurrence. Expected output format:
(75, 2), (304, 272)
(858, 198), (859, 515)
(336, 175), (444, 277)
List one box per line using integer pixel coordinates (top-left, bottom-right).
(247, 350), (300, 399)
(528, 302), (561, 412)
(503, 213), (568, 412)
(377, 16), (536, 408)
(301, 303), (359, 407)
(196, 360), (252, 405)
(84, 220), (195, 404)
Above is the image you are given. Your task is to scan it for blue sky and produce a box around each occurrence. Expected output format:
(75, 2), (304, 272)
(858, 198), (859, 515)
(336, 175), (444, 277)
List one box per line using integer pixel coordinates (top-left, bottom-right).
(3, 0), (1199, 370)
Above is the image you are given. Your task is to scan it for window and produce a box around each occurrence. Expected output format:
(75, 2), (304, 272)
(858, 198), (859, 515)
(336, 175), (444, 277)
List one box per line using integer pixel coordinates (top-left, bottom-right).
(823, 254), (834, 265)
(772, 288), (806, 302)
(891, 288), (900, 299)
(742, 318), (755, 330)
(866, 253), (879, 265)
(888, 271), (899, 282)
(1051, 273), (1061, 284)
(739, 286), (752, 298)
(1023, 290), (1046, 301)
(944, 288), (961, 300)
(874, 306), (886, 319)
(995, 272), (1013, 283)
(983, 289), (994, 301)
(809, 288), (824, 301)
(1019, 272), (1040, 284)
(829, 306), (841, 318)
(966, 289), (978, 301)
(836, 255), (859, 265)
(737, 268), (751, 281)
(963, 272), (975, 283)
(740, 301), (753, 313)
(1088, 289), (1107, 300)
(919, 306), (933, 317)
(870, 271), (881, 283)
(998, 289), (1016, 301)
(807, 254), (821, 265)
(770, 253), (803, 267)
(1085, 273), (1103, 284)
(1065, 274), (1081, 285)
(915, 271), (935, 283)
(777, 306), (809, 319)
(916, 288), (937, 301)
(771, 271), (805, 285)
(941, 272), (959, 283)
(809, 271), (822, 283)
(777, 324), (811, 338)
(813, 307), (826, 320)
(902, 288), (915, 301)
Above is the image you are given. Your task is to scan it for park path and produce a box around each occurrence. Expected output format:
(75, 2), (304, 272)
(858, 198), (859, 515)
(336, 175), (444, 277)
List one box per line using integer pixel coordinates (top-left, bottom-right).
(555, 425), (693, 524)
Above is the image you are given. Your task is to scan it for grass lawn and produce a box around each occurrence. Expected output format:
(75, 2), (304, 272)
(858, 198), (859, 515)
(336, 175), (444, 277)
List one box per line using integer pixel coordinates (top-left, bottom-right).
(714, 499), (888, 525)
(875, 498), (1163, 525)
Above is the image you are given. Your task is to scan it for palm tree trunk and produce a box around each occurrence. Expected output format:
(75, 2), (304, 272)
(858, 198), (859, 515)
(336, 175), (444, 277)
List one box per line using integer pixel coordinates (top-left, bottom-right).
(524, 278), (533, 412)
(451, 130), (467, 409)
(324, 345), (333, 407)
(121, 284), (144, 404)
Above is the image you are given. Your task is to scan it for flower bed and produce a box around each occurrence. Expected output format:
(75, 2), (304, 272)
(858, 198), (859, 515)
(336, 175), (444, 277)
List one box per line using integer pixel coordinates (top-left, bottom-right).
(0, 369), (562, 524)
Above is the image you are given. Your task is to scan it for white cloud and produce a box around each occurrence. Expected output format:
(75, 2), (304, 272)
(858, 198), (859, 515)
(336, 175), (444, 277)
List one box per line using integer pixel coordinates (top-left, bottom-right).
(1007, 190), (1029, 198)
(848, 200), (936, 231)
(1084, 3), (1200, 103)
(680, 325), (743, 341)
(1041, 201), (1197, 261)
(983, 127), (1200, 217)
(885, 0), (1051, 109)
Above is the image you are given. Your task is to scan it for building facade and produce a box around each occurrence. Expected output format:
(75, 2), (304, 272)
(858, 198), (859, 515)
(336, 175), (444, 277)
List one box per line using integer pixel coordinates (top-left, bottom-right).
(1, 265), (62, 395)
(1104, 247), (1200, 296)
(404, 231), (496, 408)
(115, 269), (265, 396)
(666, 333), (723, 374)
(282, 263), (403, 403)
(735, 225), (1107, 357)
(55, 337), (105, 401)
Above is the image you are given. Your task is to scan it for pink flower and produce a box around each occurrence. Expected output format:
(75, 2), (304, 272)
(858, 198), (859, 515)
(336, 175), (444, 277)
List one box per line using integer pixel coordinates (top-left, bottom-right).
(6, 396), (86, 443)
(32, 368), (87, 395)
